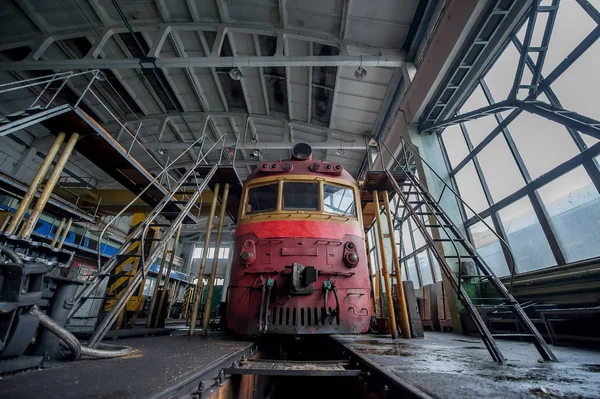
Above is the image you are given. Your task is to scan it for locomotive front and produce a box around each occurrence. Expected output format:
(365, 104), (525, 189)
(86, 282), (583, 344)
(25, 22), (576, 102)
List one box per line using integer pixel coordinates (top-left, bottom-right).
(226, 144), (371, 335)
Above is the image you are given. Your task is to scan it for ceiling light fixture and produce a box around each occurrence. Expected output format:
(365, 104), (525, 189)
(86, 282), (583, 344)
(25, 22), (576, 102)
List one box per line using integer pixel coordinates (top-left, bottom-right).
(158, 149), (165, 155)
(229, 67), (243, 81)
(251, 149), (262, 157)
(336, 148), (345, 156)
(354, 66), (367, 80)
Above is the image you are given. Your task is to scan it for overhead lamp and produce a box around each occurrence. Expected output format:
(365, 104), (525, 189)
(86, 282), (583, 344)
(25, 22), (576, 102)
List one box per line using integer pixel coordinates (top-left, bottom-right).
(158, 148), (165, 155)
(229, 67), (243, 81)
(251, 149), (262, 157)
(336, 148), (345, 156)
(354, 66), (367, 80)
(368, 138), (378, 147)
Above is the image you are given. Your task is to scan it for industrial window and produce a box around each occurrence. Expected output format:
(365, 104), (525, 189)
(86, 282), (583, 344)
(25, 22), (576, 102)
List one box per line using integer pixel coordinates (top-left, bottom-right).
(194, 247), (230, 259)
(432, 1), (600, 277)
(537, 167), (600, 263)
(498, 197), (556, 273)
(247, 183), (279, 214)
(282, 182), (319, 210)
(323, 184), (356, 217)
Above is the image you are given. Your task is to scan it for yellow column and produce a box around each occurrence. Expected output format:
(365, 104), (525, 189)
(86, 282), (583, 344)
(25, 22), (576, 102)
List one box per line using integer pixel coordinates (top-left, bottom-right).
(6, 132), (66, 234)
(146, 246), (170, 328)
(20, 133), (79, 238)
(50, 217), (66, 247)
(383, 192), (411, 338)
(201, 183), (230, 335)
(56, 218), (72, 249)
(373, 190), (398, 339)
(156, 223), (183, 321)
(189, 183), (220, 335)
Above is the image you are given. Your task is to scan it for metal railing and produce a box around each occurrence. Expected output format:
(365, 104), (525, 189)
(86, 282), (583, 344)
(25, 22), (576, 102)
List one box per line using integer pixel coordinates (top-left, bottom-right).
(378, 137), (518, 291)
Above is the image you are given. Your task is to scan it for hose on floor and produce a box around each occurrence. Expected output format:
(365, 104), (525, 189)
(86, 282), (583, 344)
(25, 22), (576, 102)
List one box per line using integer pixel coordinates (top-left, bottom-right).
(0, 245), (22, 265)
(30, 305), (133, 359)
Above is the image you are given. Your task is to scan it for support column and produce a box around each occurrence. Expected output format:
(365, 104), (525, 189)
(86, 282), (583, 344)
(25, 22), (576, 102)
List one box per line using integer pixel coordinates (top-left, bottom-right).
(201, 183), (230, 336)
(6, 132), (66, 234)
(50, 217), (66, 247)
(373, 190), (398, 339)
(56, 218), (72, 249)
(189, 183), (220, 335)
(19, 133), (79, 238)
(147, 246), (169, 328)
(383, 192), (411, 338)
(156, 223), (183, 322)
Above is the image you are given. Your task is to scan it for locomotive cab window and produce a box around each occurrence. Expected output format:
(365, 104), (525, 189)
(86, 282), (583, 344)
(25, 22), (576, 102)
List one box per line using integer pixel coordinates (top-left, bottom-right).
(246, 183), (279, 214)
(323, 184), (356, 217)
(282, 182), (319, 210)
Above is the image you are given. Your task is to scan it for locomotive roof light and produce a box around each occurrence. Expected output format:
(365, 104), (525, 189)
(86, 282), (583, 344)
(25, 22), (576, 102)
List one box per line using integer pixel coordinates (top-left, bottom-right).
(291, 143), (312, 160)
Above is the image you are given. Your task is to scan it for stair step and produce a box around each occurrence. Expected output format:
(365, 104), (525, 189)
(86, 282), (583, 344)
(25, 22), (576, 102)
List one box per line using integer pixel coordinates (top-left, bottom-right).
(169, 200), (190, 204)
(414, 211), (443, 216)
(424, 224), (453, 228)
(492, 334), (535, 338)
(150, 223), (172, 227)
(432, 238), (465, 242)
(444, 255), (478, 258)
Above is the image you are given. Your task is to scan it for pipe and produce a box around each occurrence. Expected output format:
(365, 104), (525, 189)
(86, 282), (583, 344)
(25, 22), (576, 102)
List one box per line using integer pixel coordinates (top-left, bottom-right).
(373, 190), (398, 339)
(30, 305), (132, 359)
(167, 279), (180, 318)
(383, 192), (412, 339)
(365, 234), (379, 316)
(156, 223), (183, 322)
(146, 245), (170, 328)
(189, 183), (220, 335)
(19, 133), (79, 238)
(0, 244), (23, 264)
(201, 183), (230, 336)
(1, 214), (12, 231)
(56, 218), (72, 249)
(51, 217), (66, 246)
(6, 132), (66, 234)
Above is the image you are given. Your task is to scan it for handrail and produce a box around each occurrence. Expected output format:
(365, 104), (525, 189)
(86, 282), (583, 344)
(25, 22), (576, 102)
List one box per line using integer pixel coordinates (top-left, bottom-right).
(379, 137), (517, 292)
(95, 124), (222, 270)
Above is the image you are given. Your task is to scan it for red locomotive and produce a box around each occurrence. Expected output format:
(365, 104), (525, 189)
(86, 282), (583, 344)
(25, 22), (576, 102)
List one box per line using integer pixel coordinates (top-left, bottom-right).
(226, 143), (371, 335)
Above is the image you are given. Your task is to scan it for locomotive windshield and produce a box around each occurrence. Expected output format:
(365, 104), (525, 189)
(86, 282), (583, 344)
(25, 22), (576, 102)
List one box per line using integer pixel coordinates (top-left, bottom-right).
(323, 184), (356, 217)
(247, 183), (278, 214)
(243, 179), (358, 217)
(282, 182), (319, 210)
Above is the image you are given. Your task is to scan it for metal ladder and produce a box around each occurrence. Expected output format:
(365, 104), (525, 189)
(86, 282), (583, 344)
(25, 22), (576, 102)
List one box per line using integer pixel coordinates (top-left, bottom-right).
(379, 140), (557, 364)
(68, 164), (218, 347)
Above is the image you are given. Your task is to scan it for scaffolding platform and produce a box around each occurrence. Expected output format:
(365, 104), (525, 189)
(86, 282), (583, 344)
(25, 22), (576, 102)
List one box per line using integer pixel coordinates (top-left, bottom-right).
(38, 107), (200, 223)
(0, 170), (94, 223)
(333, 333), (600, 398)
(359, 171), (408, 229)
(196, 165), (243, 222)
(1, 332), (255, 399)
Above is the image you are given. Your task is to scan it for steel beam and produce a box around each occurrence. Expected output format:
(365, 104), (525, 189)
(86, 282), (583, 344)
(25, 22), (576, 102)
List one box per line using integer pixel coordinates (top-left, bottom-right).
(0, 53), (404, 71)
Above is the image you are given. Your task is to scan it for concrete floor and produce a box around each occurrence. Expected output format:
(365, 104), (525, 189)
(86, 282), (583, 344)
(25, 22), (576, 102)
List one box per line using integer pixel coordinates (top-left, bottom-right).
(333, 332), (600, 399)
(1, 332), (254, 399)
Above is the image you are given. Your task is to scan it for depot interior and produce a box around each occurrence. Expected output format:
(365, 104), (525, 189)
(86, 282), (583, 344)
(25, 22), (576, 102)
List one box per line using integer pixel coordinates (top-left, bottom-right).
(0, 0), (599, 398)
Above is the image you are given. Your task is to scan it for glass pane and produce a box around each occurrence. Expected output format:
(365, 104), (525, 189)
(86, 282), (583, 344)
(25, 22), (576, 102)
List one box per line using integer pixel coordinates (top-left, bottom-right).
(542, 1), (597, 76)
(428, 249), (442, 281)
(412, 222), (426, 249)
(282, 182), (318, 210)
(323, 184), (356, 216)
(454, 161), (489, 217)
(441, 124), (469, 168)
(508, 112), (580, 179)
(417, 251), (433, 286)
(552, 39), (600, 122)
(247, 183), (278, 214)
(468, 217), (509, 276)
(498, 197), (556, 273)
(537, 166), (600, 262)
(401, 220), (413, 252)
(484, 42), (520, 102)
(459, 85), (498, 147)
(406, 256), (419, 286)
(477, 135), (526, 202)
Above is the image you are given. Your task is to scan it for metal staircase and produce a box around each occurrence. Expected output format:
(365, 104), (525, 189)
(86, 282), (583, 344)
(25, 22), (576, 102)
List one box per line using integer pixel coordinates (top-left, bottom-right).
(67, 163), (218, 347)
(377, 138), (557, 364)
